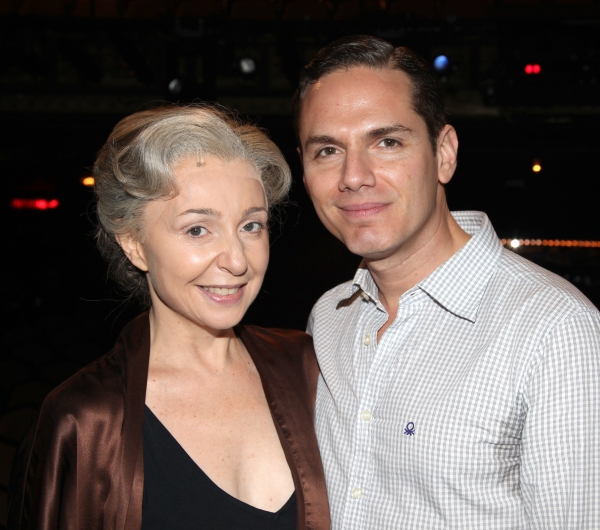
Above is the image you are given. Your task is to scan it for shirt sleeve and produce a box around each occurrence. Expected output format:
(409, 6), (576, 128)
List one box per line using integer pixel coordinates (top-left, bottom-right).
(520, 309), (600, 528)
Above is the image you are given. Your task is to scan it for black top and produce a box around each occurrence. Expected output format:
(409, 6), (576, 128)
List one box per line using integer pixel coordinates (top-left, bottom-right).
(142, 405), (297, 530)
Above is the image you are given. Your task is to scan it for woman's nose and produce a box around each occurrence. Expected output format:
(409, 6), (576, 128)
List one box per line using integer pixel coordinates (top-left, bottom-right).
(216, 234), (248, 276)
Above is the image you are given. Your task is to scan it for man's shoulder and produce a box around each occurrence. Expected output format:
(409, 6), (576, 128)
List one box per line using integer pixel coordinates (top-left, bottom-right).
(312, 280), (356, 311)
(312, 280), (357, 316)
(308, 279), (361, 337)
(495, 248), (598, 318)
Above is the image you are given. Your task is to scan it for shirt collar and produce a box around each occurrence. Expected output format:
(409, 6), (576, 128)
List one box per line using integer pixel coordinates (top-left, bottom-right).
(343, 211), (503, 322)
(350, 262), (379, 305)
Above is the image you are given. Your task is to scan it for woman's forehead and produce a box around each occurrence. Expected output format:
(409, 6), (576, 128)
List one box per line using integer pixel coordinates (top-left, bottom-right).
(144, 157), (265, 222)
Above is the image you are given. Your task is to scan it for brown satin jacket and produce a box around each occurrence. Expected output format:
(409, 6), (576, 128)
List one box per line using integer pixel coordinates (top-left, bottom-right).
(8, 313), (330, 530)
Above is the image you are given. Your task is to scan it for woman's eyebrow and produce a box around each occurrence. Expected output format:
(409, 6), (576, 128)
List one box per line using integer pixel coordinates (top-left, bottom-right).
(178, 208), (222, 218)
(242, 206), (268, 217)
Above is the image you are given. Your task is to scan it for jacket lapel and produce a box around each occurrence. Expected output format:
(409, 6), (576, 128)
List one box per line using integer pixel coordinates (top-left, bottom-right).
(105, 313), (150, 530)
(237, 326), (330, 530)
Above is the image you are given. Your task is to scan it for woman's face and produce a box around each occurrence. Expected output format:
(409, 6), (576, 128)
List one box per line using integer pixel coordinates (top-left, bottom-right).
(123, 155), (269, 333)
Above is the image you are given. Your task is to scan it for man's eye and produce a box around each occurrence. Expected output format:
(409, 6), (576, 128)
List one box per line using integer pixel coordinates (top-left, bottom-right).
(242, 221), (264, 233)
(188, 226), (207, 237)
(317, 147), (338, 157)
(379, 138), (400, 148)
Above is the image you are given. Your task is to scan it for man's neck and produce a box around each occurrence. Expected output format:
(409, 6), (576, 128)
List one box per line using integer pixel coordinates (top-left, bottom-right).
(368, 209), (471, 335)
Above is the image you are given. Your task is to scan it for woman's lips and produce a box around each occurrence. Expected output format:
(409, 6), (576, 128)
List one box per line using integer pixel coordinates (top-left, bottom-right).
(198, 284), (245, 305)
(339, 203), (389, 218)
(203, 286), (239, 295)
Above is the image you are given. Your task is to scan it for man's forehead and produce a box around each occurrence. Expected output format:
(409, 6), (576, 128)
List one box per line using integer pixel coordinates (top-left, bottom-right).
(300, 66), (420, 139)
(305, 65), (412, 99)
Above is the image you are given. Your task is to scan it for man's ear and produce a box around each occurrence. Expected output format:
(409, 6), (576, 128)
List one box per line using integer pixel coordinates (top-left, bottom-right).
(115, 233), (149, 272)
(436, 124), (459, 185)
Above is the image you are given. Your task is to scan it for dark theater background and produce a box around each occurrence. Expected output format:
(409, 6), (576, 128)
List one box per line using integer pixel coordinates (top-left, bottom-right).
(1, 0), (599, 524)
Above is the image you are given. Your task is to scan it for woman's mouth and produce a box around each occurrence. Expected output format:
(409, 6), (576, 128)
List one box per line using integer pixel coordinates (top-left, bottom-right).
(198, 284), (245, 305)
(202, 286), (240, 295)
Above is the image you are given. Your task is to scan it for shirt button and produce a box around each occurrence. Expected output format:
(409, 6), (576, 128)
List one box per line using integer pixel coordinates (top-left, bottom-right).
(361, 291), (370, 301)
(351, 487), (363, 499)
(363, 334), (371, 346)
(361, 410), (372, 422)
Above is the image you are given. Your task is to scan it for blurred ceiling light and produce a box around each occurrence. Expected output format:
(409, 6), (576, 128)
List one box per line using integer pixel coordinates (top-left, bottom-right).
(11, 198), (59, 210)
(525, 64), (541, 75)
(81, 176), (95, 187)
(239, 57), (257, 75)
(433, 55), (450, 73)
(168, 78), (183, 95)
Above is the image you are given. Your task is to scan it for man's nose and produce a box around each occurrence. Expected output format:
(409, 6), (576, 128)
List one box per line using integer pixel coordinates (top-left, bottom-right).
(339, 149), (376, 192)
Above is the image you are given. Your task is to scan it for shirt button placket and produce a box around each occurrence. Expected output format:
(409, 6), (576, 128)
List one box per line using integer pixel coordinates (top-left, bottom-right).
(343, 315), (380, 528)
(346, 333), (375, 523)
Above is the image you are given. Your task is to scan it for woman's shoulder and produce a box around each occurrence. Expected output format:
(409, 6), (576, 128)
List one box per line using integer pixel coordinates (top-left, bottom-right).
(38, 347), (127, 431)
(7, 320), (146, 530)
(237, 325), (314, 359)
(42, 313), (149, 422)
(241, 325), (311, 342)
(237, 325), (318, 390)
(237, 326), (322, 459)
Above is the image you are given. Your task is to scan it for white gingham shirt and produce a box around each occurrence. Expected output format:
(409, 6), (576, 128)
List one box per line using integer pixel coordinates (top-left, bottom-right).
(308, 211), (600, 529)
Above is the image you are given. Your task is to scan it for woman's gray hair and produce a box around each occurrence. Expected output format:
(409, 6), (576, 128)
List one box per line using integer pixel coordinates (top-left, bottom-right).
(93, 103), (292, 306)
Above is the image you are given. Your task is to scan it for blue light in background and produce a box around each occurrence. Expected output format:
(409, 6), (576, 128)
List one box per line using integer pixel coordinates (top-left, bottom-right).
(433, 55), (450, 73)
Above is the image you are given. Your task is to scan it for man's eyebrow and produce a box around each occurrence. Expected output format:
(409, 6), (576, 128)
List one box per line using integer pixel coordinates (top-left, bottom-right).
(366, 124), (414, 140)
(242, 206), (267, 217)
(303, 125), (414, 150)
(304, 135), (338, 149)
(178, 208), (222, 218)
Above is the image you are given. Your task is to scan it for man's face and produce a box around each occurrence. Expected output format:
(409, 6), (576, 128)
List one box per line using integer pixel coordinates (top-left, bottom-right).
(299, 66), (455, 262)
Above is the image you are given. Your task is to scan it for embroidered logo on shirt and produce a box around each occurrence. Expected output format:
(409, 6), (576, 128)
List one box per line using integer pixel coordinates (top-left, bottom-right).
(404, 422), (415, 436)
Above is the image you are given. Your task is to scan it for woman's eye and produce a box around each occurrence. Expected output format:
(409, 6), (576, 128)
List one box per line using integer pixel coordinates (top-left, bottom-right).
(379, 138), (400, 148)
(317, 146), (338, 157)
(242, 221), (264, 233)
(188, 226), (207, 237)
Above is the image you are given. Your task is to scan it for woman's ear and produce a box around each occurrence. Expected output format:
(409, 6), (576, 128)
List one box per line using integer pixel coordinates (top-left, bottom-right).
(115, 233), (149, 272)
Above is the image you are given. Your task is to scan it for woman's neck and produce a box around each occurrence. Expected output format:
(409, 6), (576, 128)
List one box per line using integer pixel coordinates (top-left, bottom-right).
(147, 306), (244, 372)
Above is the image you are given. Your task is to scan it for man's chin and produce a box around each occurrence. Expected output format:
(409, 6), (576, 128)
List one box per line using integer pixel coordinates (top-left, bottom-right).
(343, 238), (396, 261)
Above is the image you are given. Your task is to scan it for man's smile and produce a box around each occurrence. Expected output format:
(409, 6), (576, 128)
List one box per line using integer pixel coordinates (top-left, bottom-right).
(338, 202), (390, 218)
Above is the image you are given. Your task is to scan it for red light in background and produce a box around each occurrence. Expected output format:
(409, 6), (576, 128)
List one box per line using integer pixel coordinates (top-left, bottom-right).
(525, 64), (541, 74)
(10, 198), (60, 210)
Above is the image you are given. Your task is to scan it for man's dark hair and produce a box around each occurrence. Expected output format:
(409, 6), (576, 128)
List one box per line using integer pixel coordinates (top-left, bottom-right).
(292, 35), (447, 154)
